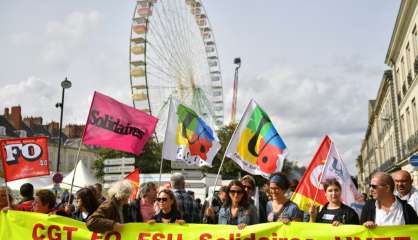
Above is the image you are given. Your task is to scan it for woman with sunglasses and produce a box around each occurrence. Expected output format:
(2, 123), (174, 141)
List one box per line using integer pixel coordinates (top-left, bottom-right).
(218, 180), (258, 229)
(70, 188), (99, 222)
(266, 173), (303, 223)
(309, 178), (359, 226)
(148, 189), (185, 224)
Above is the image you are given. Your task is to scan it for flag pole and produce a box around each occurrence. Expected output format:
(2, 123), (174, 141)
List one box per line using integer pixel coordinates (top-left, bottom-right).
(68, 140), (83, 204)
(312, 140), (333, 204)
(158, 96), (173, 189)
(158, 146), (164, 188)
(153, 129), (163, 188)
(211, 100), (253, 202)
(4, 181), (10, 208)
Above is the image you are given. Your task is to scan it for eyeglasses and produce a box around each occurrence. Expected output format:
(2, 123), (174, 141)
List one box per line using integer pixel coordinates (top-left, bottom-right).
(156, 197), (168, 202)
(243, 185), (253, 191)
(369, 184), (386, 189)
(229, 190), (243, 195)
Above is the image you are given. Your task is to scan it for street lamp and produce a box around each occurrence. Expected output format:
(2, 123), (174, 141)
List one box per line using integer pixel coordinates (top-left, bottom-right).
(55, 77), (72, 173)
(231, 57), (241, 124)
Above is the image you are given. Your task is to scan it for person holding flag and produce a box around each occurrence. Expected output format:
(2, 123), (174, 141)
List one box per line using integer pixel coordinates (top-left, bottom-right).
(309, 178), (359, 225)
(291, 136), (364, 218)
(218, 180), (258, 229)
(267, 173), (303, 224)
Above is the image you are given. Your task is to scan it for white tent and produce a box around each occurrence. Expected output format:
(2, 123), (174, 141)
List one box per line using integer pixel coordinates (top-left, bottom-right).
(46, 159), (98, 192)
(1, 160), (98, 193)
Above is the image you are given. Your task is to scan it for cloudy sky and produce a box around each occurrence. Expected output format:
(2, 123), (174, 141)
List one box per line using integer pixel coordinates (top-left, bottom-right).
(0, 1), (400, 175)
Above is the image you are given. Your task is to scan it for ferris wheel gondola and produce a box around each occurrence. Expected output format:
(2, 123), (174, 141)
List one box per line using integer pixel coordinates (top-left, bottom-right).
(129, 0), (224, 139)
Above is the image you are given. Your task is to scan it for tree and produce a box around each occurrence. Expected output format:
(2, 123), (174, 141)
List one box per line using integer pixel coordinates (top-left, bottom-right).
(203, 123), (250, 180)
(93, 148), (134, 180)
(203, 123), (304, 187)
(92, 136), (169, 179)
(135, 136), (171, 173)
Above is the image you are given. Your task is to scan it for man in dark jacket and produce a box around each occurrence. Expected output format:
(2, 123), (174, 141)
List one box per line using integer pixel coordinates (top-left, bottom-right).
(171, 173), (199, 223)
(127, 182), (157, 222)
(361, 172), (418, 228)
(87, 180), (132, 233)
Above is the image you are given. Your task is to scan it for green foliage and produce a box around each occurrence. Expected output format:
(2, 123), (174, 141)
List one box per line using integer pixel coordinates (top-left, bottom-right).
(203, 123), (248, 178)
(92, 124), (304, 188)
(203, 123), (305, 187)
(93, 148), (134, 180)
(135, 136), (171, 173)
(93, 136), (169, 180)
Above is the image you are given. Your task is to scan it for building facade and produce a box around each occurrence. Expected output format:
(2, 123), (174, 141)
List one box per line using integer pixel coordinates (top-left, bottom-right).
(0, 106), (98, 177)
(357, 72), (400, 193)
(358, 0), (418, 190)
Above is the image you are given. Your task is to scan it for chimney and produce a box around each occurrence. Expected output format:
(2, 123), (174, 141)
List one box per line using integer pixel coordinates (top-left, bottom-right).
(4, 108), (9, 119)
(47, 121), (60, 136)
(24, 117), (43, 128)
(10, 106), (22, 130)
(64, 124), (85, 138)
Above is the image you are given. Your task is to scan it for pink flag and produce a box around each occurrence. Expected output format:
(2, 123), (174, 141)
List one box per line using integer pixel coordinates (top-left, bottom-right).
(82, 91), (158, 155)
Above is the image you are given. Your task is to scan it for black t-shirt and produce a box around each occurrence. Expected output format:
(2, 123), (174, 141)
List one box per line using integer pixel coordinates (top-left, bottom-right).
(318, 208), (341, 223)
(153, 210), (182, 223)
(316, 203), (360, 225)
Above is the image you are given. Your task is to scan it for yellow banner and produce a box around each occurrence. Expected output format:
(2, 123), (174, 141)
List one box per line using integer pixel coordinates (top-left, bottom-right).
(1, 210), (417, 240)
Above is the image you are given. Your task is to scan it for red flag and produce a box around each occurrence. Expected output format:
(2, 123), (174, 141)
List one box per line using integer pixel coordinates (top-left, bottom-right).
(0, 136), (49, 182)
(290, 136), (331, 212)
(82, 91), (158, 155)
(125, 168), (140, 201)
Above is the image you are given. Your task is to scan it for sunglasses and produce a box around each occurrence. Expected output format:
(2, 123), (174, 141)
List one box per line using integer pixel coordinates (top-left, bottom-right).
(243, 185), (253, 190)
(156, 197), (168, 202)
(369, 184), (386, 189)
(229, 190), (243, 195)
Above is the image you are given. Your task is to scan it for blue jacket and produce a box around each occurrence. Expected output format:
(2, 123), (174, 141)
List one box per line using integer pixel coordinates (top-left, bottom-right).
(218, 204), (258, 225)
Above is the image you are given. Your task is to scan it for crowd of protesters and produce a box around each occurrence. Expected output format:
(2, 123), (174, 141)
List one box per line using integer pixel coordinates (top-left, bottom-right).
(1, 169), (418, 232)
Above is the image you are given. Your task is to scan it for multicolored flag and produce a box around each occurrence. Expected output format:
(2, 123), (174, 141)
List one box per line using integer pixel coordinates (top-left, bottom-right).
(162, 98), (220, 167)
(290, 136), (331, 212)
(0, 136), (49, 182)
(225, 100), (287, 175)
(82, 91), (158, 155)
(124, 168), (140, 201)
(321, 141), (365, 215)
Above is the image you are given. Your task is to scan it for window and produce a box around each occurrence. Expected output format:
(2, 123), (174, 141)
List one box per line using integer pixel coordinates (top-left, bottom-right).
(390, 135), (394, 158)
(401, 57), (407, 83)
(0, 126), (6, 136)
(412, 26), (418, 59)
(14, 130), (27, 138)
(396, 68), (402, 92)
(401, 114), (406, 144)
(406, 43), (412, 75)
(412, 98), (417, 133)
(406, 107), (411, 138)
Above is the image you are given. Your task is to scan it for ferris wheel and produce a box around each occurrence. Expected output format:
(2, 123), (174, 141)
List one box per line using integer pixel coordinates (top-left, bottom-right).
(129, 0), (224, 139)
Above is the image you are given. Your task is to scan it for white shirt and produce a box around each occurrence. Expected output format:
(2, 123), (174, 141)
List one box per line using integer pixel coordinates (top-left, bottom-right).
(396, 187), (418, 214)
(375, 198), (405, 226)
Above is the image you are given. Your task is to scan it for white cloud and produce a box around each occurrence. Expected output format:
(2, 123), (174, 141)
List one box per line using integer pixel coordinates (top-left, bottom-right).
(42, 10), (102, 65)
(0, 77), (60, 123)
(234, 57), (382, 175)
